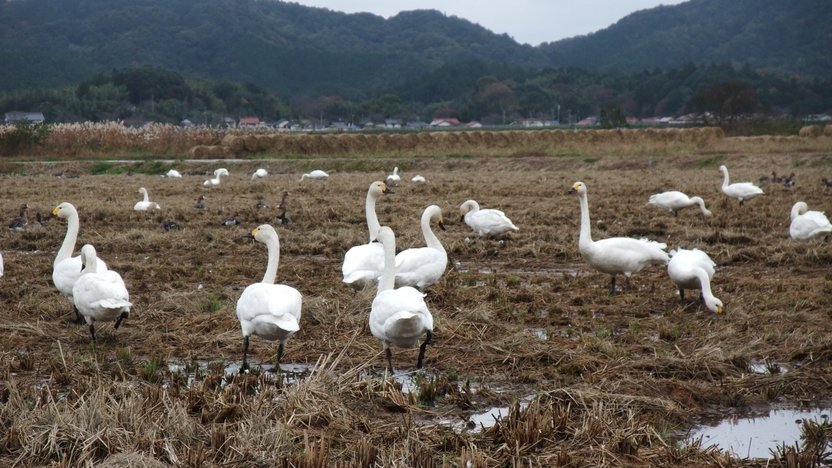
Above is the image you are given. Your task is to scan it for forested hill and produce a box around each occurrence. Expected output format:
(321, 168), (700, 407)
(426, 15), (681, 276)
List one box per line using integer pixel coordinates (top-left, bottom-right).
(0, 0), (547, 95)
(539, 0), (832, 77)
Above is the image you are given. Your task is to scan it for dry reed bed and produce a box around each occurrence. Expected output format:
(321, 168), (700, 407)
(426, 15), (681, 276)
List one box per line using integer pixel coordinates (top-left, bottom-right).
(2, 153), (832, 466)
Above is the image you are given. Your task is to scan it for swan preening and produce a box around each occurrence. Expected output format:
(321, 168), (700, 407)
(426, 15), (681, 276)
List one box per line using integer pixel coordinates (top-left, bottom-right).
(342, 182), (394, 288)
(647, 191), (713, 217)
(204, 168), (229, 186)
(568, 182), (669, 296)
(300, 170), (329, 181)
(8, 204), (28, 231)
(459, 200), (518, 237)
(252, 168), (268, 180)
(370, 226), (433, 374)
(411, 175), (426, 183)
(394, 205), (447, 290)
(236, 225), (302, 373)
(73, 244), (131, 341)
(790, 202), (832, 241)
(667, 248), (722, 313)
(719, 165), (764, 206)
(134, 188), (161, 211)
(52, 203), (109, 323)
(386, 167), (401, 187)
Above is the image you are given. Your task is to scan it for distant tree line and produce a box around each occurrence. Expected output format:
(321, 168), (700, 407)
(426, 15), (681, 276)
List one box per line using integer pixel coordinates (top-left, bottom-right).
(1, 62), (830, 127)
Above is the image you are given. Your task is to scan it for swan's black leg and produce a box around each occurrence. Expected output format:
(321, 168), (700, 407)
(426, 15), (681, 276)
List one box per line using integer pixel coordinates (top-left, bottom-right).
(417, 330), (433, 369)
(624, 277), (631, 293)
(277, 343), (285, 364)
(74, 305), (85, 325)
(89, 323), (97, 342)
(739, 200), (745, 206)
(114, 312), (128, 329)
(240, 336), (250, 374)
(609, 276), (617, 297)
(674, 210), (678, 217)
(679, 289), (686, 304)
(385, 348), (395, 374)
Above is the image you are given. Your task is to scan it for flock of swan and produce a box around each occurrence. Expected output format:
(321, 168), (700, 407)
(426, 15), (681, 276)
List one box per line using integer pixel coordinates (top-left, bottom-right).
(3, 163), (830, 373)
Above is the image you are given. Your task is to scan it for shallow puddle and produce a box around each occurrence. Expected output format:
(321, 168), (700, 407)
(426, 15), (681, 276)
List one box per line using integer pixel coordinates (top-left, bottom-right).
(690, 406), (832, 459)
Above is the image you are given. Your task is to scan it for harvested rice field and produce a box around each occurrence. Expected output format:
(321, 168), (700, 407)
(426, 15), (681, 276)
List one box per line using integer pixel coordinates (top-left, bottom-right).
(2, 150), (832, 466)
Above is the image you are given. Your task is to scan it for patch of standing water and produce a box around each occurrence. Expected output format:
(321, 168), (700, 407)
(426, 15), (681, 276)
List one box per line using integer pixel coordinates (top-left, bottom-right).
(748, 360), (789, 375)
(689, 406), (832, 459)
(468, 397), (533, 433)
(166, 360), (316, 388)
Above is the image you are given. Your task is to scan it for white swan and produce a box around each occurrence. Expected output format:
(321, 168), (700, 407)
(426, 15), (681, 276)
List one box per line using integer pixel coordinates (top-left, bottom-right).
(0, 251), (4, 278)
(394, 205), (447, 290)
(459, 200), (518, 237)
(165, 169), (182, 178)
(411, 175), (426, 183)
(73, 244), (132, 342)
(236, 224), (302, 372)
(342, 181), (394, 288)
(386, 167), (401, 186)
(300, 170), (328, 181)
(370, 226), (433, 374)
(667, 248), (722, 313)
(568, 182), (669, 296)
(719, 165), (764, 206)
(647, 191), (713, 217)
(790, 202), (832, 241)
(52, 203), (109, 323)
(204, 168), (229, 186)
(252, 168), (268, 180)
(133, 188), (161, 211)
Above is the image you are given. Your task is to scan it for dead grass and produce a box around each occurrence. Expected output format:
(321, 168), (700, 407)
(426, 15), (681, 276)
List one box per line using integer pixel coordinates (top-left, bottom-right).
(2, 152), (832, 465)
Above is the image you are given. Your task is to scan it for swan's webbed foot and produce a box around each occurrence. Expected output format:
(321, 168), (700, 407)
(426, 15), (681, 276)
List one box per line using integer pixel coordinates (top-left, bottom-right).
(417, 330), (433, 370)
(385, 348), (395, 375)
(114, 312), (128, 330)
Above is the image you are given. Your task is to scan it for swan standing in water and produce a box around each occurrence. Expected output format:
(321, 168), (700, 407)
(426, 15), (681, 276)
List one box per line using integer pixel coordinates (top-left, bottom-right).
(204, 168), (229, 186)
(134, 188), (161, 211)
(370, 227), (433, 374)
(252, 168), (268, 180)
(73, 244), (131, 342)
(459, 200), (518, 237)
(386, 167), (401, 186)
(394, 205), (447, 290)
(647, 191), (713, 217)
(52, 203), (109, 324)
(718, 165), (764, 206)
(236, 225), (302, 373)
(790, 202), (832, 241)
(667, 248), (723, 313)
(342, 182), (394, 288)
(568, 182), (669, 296)
(300, 170), (328, 181)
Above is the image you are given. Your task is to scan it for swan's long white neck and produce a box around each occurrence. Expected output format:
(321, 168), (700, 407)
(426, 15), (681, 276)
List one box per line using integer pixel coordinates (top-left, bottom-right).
(55, 211), (80, 267)
(791, 203), (807, 221)
(261, 235), (280, 284)
(141, 190), (149, 203)
(721, 169), (730, 189)
(578, 191), (594, 249)
(378, 234), (396, 293)
(691, 196), (709, 215)
(82, 249), (99, 274)
(693, 267), (719, 310)
(366, 190), (381, 243)
(393, 167), (398, 176)
(422, 209), (443, 251)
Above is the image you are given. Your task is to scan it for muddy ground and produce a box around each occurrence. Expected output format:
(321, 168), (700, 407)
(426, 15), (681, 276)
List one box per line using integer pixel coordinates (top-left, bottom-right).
(2, 151), (832, 466)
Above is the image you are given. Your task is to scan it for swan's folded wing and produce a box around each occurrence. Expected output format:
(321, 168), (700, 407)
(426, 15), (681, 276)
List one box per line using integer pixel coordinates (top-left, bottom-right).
(342, 243), (385, 283)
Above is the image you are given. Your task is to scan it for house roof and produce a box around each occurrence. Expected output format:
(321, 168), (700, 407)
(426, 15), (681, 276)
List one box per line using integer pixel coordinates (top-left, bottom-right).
(5, 111), (45, 122)
(239, 116), (260, 125)
(430, 118), (460, 126)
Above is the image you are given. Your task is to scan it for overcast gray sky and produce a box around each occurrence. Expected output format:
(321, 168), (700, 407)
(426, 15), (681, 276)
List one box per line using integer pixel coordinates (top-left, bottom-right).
(289, 0), (689, 46)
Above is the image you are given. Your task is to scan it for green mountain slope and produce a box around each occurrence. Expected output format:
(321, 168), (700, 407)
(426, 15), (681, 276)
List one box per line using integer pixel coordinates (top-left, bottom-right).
(539, 0), (832, 76)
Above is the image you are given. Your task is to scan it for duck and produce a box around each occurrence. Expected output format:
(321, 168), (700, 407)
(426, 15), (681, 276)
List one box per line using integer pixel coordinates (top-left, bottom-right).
(394, 205), (447, 290)
(8, 204), (28, 231)
(568, 182), (669, 296)
(822, 178), (832, 188)
(342, 182), (395, 288)
(192, 195), (206, 210)
(299, 170), (328, 181)
(73, 244), (131, 342)
(790, 202), (832, 242)
(647, 191), (713, 217)
(386, 167), (401, 187)
(236, 225), (302, 373)
(164, 169), (182, 178)
(411, 175), (426, 183)
(459, 200), (518, 237)
(221, 213), (242, 226)
(204, 168), (229, 186)
(31, 213), (46, 228)
(718, 165), (764, 206)
(667, 248), (723, 313)
(783, 173), (796, 187)
(252, 168), (268, 180)
(134, 188), (161, 211)
(370, 226), (433, 374)
(159, 220), (182, 231)
(52, 203), (109, 324)
(254, 199), (269, 209)
(771, 172), (784, 183)
(274, 191), (291, 224)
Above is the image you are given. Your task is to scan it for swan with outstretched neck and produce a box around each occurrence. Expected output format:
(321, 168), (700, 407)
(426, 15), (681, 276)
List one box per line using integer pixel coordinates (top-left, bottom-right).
(342, 181), (394, 288)
(568, 182), (669, 296)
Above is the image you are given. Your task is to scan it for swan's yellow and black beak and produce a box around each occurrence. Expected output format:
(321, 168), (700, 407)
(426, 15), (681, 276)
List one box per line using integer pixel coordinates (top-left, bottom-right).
(717, 306), (723, 314)
(243, 227), (259, 239)
(52, 206), (60, 216)
(438, 217), (446, 231)
(567, 183), (579, 194)
(381, 183), (394, 194)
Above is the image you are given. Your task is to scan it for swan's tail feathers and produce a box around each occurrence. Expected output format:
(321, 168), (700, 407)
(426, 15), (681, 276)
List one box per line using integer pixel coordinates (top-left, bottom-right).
(638, 238), (670, 263)
(94, 298), (132, 310)
(638, 238), (667, 250)
(272, 314), (300, 333)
